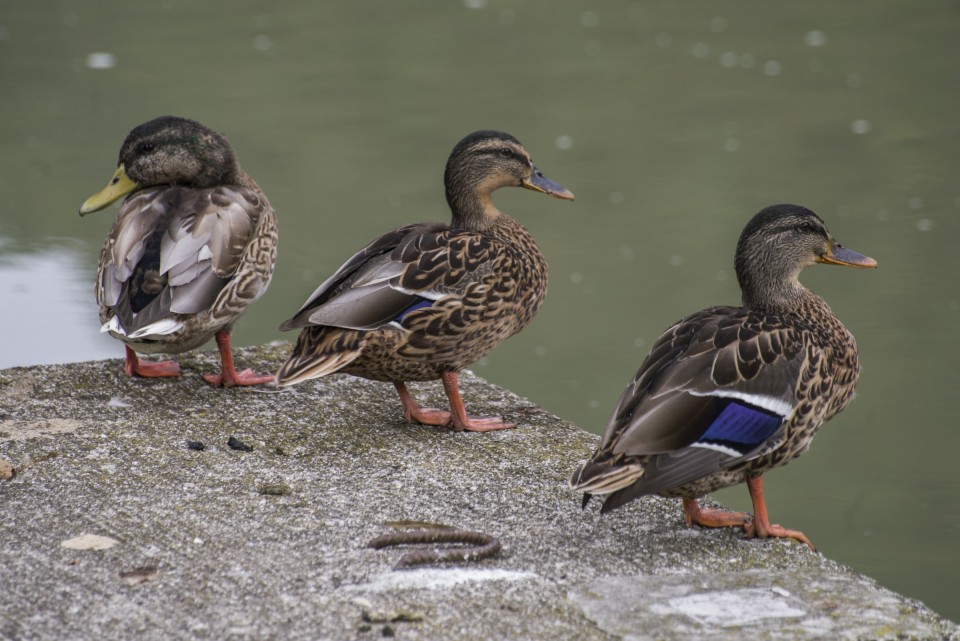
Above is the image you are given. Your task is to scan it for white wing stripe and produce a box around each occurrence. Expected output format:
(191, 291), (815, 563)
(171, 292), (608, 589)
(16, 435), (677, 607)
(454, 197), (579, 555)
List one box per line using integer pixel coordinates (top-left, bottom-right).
(394, 286), (445, 301)
(688, 389), (794, 417)
(126, 318), (184, 339)
(690, 441), (743, 457)
(100, 316), (126, 336)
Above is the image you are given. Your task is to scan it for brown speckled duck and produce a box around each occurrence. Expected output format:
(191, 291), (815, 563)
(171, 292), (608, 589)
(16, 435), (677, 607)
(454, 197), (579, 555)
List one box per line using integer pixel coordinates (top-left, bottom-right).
(570, 205), (877, 547)
(276, 130), (573, 431)
(79, 116), (277, 387)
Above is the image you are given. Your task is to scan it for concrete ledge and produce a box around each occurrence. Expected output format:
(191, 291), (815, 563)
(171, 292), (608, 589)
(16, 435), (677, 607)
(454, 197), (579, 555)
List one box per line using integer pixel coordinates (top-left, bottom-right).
(1, 345), (957, 640)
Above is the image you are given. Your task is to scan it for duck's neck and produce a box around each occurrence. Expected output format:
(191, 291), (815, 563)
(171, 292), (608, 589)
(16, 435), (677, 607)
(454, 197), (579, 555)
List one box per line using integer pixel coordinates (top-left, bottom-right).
(446, 182), (500, 233)
(185, 131), (245, 189)
(235, 168), (264, 193)
(742, 280), (812, 314)
(737, 256), (821, 315)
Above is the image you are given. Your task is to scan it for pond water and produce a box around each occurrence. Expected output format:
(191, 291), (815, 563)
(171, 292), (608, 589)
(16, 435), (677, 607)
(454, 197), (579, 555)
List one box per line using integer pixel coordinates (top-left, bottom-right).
(1, 0), (958, 623)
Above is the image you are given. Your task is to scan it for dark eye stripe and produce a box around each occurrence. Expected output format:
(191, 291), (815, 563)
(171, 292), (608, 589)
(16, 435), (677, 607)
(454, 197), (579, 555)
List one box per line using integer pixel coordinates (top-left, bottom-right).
(479, 145), (524, 161)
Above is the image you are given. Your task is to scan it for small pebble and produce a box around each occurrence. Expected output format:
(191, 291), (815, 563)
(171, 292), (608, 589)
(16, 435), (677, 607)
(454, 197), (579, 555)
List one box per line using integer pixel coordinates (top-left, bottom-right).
(1, 457), (15, 480)
(227, 436), (253, 452)
(118, 565), (159, 585)
(186, 440), (206, 451)
(258, 483), (292, 496)
(362, 609), (425, 623)
(381, 625), (395, 637)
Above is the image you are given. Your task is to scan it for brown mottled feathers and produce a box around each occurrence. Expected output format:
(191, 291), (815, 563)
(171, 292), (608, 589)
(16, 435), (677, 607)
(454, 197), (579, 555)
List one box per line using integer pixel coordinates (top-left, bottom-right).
(97, 183), (277, 353)
(81, 115), (279, 387)
(275, 129), (573, 428)
(97, 182), (275, 334)
(279, 223), (440, 332)
(604, 307), (805, 456)
(578, 297), (857, 512)
(571, 204), (873, 514)
(276, 214), (546, 384)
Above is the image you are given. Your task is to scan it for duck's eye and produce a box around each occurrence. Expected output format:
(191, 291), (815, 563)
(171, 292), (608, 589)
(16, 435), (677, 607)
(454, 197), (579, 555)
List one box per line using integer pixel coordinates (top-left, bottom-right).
(499, 147), (514, 158)
(137, 142), (156, 154)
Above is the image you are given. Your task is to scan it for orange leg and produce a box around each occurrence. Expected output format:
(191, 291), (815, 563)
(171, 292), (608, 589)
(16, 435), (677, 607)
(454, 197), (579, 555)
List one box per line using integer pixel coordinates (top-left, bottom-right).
(439, 371), (515, 432)
(682, 497), (752, 528)
(393, 373), (515, 432)
(201, 331), (274, 388)
(124, 345), (181, 378)
(743, 475), (815, 549)
(395, 382), (452, 426)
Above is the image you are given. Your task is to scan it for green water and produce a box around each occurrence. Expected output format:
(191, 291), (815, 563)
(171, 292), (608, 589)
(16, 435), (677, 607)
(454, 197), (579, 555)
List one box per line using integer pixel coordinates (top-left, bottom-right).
(1, 0), (958, 623)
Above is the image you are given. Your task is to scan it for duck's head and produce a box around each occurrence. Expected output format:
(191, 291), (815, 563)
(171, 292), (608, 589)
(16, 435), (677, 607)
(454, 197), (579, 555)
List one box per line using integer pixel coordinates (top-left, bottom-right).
(80, 116), (240, 215)
(443, 130), (574, 227)
(735, 204), (877, 310)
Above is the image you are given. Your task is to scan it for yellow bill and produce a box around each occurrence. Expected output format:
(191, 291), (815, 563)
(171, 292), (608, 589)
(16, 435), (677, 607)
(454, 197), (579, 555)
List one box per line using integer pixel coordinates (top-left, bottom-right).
(79, 164), (139, 216)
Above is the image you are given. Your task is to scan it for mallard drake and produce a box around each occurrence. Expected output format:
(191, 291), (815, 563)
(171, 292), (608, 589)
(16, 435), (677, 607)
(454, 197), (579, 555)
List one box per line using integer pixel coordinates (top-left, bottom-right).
(275, 130), (573, 431)
(79, 116), (278, 387)
(570, 205), (877, 547)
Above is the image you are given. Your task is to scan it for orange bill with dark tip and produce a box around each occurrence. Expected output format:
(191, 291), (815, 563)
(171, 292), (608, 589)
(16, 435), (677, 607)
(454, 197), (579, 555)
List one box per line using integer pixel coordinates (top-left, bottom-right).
(522, 169), (575, 200)
(819, 243), (878, 268)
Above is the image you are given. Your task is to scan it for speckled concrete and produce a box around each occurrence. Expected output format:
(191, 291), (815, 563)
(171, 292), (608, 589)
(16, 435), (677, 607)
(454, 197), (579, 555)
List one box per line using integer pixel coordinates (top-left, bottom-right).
(1, 346), (957, 641)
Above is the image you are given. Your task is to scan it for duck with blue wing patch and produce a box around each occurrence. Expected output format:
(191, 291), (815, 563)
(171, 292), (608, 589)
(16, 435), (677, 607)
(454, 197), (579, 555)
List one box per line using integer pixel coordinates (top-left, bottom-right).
(276, 131), (574, 432)
(570, 204), (877, 548)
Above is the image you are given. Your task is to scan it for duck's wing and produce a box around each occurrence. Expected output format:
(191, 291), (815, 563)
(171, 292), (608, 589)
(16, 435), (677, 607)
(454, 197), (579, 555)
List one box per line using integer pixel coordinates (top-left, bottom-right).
(99, 186), (268, 338)
(572, 308), (809, 508)
(279, 222), (490, 332)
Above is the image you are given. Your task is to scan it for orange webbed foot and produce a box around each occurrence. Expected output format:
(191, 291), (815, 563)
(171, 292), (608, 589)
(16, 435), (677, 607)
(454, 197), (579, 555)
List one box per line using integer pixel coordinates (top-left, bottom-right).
(203, 368), (275, 388)
(125, 346), (181, 378)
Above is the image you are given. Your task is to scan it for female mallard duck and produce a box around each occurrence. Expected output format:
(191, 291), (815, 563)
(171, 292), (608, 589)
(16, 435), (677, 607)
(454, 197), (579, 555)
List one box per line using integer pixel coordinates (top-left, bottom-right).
(570, 205), (876, 547)
(275, 130), (573, 431)
(79, 116), (277, 387)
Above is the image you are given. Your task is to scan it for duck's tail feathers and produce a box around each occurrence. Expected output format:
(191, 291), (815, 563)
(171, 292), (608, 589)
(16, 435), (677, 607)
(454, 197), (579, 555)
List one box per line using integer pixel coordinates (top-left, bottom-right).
(275, 327), (366, 387)
(569, 458), (646, 510)
(275, 350), (360, 386)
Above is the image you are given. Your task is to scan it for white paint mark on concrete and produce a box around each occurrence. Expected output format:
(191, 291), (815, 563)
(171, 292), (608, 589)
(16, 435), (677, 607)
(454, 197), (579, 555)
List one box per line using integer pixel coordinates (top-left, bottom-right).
(343, 568), (537, 593)
(0, 419), (83, 442)
(661, 588), (806, 626)
(61, 534), (118, 550)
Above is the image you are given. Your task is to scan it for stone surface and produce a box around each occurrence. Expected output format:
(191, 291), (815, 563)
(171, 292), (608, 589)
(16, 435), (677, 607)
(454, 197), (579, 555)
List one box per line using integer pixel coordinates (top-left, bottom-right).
(1, 345), (957, 640)
(572, 571), (953, 641)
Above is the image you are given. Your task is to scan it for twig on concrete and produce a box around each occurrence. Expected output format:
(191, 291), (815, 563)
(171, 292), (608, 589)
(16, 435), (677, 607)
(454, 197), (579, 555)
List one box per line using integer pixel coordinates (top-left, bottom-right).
(1, 451), (59, 481)
(366, 529), (502, 569)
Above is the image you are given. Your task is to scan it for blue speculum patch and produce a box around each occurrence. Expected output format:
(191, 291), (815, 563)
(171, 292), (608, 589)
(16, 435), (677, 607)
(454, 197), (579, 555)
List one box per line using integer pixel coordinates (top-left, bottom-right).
(696, 399), (783, 455)
(395, 297), (433, 322)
